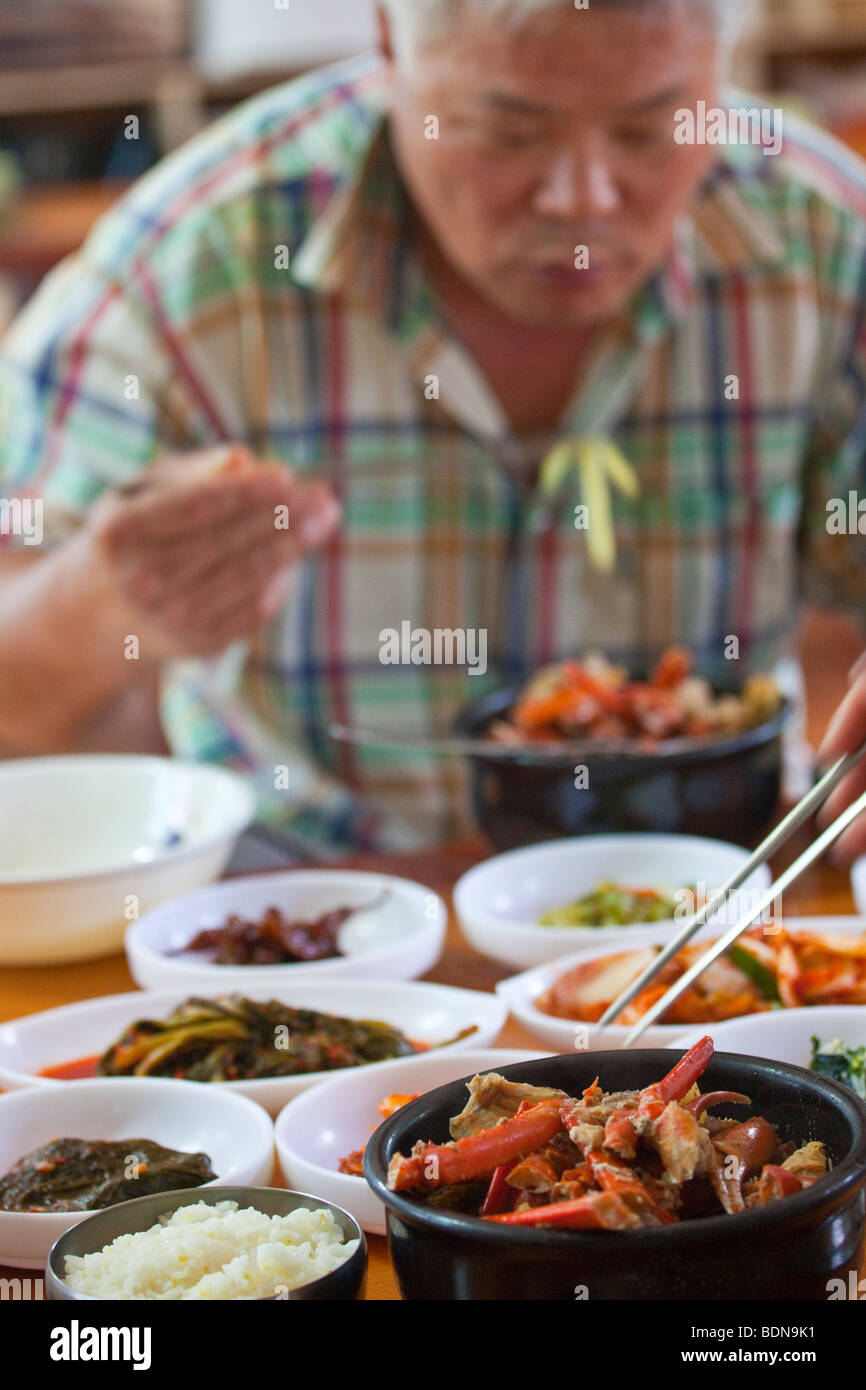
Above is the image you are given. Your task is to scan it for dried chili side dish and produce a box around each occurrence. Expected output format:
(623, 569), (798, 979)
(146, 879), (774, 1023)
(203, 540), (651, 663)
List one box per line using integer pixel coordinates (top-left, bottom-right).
(175, 890), (392, 966)
(179, 905), (352, 965)
(387, 1039), (828, 1230)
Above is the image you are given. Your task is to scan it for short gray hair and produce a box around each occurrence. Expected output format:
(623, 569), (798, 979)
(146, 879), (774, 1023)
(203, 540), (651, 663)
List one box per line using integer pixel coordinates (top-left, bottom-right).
(381, 0), (742, 61)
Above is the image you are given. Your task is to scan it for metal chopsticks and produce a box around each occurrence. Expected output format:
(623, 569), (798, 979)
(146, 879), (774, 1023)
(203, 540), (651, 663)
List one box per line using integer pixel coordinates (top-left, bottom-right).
(596, 736), (866, 1043)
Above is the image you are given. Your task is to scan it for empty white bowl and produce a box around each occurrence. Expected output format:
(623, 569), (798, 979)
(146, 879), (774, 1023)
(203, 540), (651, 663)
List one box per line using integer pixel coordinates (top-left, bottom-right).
(850, 857), (866, 918)
(0, 980), (508, 1115)
(274, 1048), (550, 1235)
(0, 755), (255, 964)
(673, 1005), (866, 1073)
(0, 1077), (275, 1269)
(126, 870), (446, 989)
(455, 834), (772, 969)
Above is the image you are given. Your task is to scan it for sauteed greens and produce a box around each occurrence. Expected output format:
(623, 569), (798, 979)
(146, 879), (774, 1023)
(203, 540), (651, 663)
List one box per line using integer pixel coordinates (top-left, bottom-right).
(97, 995), (438, 1081)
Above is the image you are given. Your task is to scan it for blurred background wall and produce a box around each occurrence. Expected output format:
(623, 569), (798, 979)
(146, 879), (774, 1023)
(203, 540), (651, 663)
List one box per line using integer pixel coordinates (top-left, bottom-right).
(1, 0), (866, 319)
(0, 0), (862, 721)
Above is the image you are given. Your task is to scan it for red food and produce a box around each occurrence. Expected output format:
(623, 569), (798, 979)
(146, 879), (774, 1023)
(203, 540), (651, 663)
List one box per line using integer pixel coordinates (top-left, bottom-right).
(39, 1055), (100, 1081)
(180, 904), (355, 965)
(386, 1041), (829, 1230)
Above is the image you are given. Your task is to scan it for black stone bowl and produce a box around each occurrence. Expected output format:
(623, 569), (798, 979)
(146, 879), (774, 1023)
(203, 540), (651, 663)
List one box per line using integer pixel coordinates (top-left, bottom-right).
(364, 1050), (866, 1301)
(455, 687), (791, 850)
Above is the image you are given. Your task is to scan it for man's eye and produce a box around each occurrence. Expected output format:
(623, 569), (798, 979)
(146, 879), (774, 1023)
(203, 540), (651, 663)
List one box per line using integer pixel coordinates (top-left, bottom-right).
(471, 125), (542, 149)
(614, 126), (668, 147)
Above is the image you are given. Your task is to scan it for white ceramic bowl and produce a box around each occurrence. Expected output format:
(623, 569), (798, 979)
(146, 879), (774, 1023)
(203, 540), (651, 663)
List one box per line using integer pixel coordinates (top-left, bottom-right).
(0, 980), (507, 1116)
(850, 857), (866, 918)
(494, 916), (866, 1052)
(126, 870), (446, 990)
(274, 1048), (550, 1235)
(0, 1077), (275, 1269)
(672, 1005), (866, 1072)
(0, 755), (255, 965)
(454, 834), (772, 970)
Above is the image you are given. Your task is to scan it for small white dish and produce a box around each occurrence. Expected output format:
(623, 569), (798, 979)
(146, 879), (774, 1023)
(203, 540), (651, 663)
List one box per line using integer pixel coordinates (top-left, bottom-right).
(126, 870), (446, 989)
(454, 834), (772, 969)
(0, 980), (507, 1116)
(672, 1005), (866, 1073)
(495, 916), (866, 1052)
(0, 1077), (275, 1269)
(274, 1048), (550, 1235)
(0, 755), (255, 965)
(850, 857), (866, 918)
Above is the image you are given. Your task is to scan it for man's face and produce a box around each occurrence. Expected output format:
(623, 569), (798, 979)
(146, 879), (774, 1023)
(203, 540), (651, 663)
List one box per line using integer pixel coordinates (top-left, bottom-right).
(384, 3), (720, 327)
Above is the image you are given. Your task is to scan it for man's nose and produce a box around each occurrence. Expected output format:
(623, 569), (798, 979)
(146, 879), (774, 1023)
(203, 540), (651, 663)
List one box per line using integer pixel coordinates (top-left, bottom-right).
(533, 146), (620, 220)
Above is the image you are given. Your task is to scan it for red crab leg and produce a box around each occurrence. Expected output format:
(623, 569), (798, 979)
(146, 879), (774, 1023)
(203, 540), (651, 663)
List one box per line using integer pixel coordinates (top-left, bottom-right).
(603, 1107), (639, 1158)
(387, 1100), (563, 1192)
(707, 1145), (745, 1215)
(639, 1035), (715, 1116)
(755, 1164), (808, 1205)
(683, 1090), (750, 1119)
(483, 1191), (645, 1230)
(586, 1149), (678, 1224)
(593, 1036), (716, 1158)
(479, 1159), (519, 1217)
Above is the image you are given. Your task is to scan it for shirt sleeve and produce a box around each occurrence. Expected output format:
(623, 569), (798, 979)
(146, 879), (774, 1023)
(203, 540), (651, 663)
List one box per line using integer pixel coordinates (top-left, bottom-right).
(0, 229), (209, 547)
(799, 235), (866, 618)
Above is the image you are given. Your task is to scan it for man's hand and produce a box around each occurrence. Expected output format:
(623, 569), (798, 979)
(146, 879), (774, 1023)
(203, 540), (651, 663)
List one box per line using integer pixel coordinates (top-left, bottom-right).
(81, 445), (340, 660)
(816, 652), (866, 865)
(0, 445), (340, 754)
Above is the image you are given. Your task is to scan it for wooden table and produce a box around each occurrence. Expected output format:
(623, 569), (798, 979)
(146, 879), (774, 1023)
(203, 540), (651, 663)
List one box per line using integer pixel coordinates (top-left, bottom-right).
(0, 835), (856, 1300)
(0, 607), (862, 1297)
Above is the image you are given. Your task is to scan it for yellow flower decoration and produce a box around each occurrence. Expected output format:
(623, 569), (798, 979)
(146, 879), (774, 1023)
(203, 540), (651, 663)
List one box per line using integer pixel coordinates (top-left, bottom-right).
(540, 435), (640, 573)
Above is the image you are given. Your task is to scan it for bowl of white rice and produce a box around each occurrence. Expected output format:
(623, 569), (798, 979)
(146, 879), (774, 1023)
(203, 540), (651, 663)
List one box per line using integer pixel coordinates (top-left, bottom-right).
(45, 1187), (366, 1300)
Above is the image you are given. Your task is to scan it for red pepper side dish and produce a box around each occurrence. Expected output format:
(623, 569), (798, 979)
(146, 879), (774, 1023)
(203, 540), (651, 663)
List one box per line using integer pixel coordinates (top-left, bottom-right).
(488, 648), (782, 749)
(536, 927), (866, 1027)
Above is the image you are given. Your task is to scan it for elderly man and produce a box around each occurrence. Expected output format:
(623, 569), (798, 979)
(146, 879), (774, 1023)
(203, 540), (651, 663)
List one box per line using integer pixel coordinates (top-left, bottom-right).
(1, 0), (866, 855)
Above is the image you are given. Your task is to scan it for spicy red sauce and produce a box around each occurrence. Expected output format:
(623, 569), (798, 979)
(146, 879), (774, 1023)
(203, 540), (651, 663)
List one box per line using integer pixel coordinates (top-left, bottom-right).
(39, 1054), (100, 1081)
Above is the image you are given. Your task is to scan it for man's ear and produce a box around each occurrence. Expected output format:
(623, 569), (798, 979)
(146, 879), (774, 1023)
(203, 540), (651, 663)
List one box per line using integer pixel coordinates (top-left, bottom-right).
(374, 4), (396, 65)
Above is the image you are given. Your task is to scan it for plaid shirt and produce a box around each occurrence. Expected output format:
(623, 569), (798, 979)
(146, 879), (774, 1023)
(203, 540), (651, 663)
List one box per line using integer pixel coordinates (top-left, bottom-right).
(3, 54), (866, 850)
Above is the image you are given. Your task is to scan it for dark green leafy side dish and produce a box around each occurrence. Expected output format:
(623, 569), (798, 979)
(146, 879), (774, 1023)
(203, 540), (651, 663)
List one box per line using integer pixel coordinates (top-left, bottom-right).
(810, 1038), (866, 1100)
(97, 995), (426, 1081)
(0, 1138), (216, 1213)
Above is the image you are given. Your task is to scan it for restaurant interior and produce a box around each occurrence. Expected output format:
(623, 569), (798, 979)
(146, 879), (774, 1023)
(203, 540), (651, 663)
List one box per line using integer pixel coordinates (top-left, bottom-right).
(2, 0), (866, 1311)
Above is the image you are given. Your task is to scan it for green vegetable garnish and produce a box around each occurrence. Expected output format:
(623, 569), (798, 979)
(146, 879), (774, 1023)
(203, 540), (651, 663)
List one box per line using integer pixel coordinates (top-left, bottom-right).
(725, 945), (780, 1002)
(810, 1037), (866, 1100)
(539, 880), (687, 929)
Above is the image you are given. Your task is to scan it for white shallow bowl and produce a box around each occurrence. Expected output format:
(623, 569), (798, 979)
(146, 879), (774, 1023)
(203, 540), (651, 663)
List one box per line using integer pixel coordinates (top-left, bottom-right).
(850, 857), (866, 918)
(0, 1077), (275, 1269)
(0, 755), (255, 965)
(126, 870), (446, 989)
(495, 916), (866, 1052)
(275, 1048), (551, 1235)
(672, 1005), (866, 1070)
(0, 981), (507, 1116)
(454, 834), (772, 970)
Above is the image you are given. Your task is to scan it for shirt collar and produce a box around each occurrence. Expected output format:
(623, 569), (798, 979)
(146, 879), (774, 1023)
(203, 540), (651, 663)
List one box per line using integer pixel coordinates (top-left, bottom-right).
(639, 159), (789, 335)
(293, 117), (442, 366)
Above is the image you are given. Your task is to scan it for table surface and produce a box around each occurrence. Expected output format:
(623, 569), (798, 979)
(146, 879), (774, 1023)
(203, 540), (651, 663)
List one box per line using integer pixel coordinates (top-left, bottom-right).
(0, 609), (862, 1297)
(0, 834), (857, 1300)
